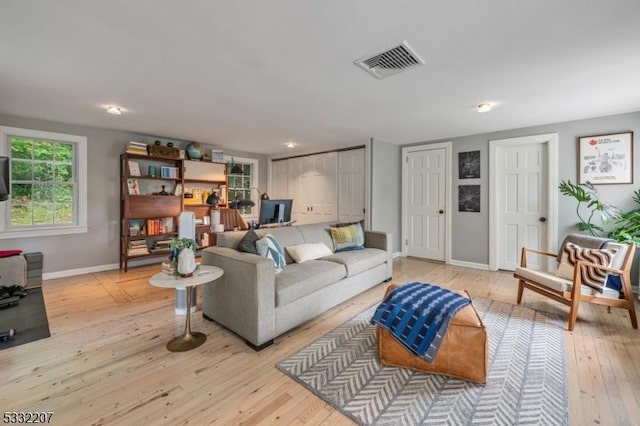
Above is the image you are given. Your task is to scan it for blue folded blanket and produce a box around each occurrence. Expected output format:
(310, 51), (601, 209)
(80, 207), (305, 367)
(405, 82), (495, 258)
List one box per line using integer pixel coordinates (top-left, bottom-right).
(371, 282), (471, 362)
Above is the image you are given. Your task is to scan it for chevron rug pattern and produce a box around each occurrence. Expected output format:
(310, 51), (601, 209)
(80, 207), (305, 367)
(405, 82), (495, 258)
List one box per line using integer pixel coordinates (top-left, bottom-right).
(277, 297), (568, 425)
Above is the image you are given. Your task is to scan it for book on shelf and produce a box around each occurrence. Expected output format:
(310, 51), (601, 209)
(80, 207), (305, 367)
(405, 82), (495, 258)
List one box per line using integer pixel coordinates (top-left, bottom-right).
(128, 220), (144, 236)
(127, 179), (140, 195)
(161, 217), (174, 233)
(128, 249), (149, 256)
(145, 218), (174, 236)
(160, 166), (180, 179)
(126, 141), (148, 155)
(150, 238), (172, 253)
(128, 238), (149, 256)
(128, 160), (141, 176)
(149, 246), (170, 254)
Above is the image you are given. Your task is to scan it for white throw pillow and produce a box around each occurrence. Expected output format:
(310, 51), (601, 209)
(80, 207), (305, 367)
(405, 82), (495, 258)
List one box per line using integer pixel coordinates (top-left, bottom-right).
(286, 243), (333, 263)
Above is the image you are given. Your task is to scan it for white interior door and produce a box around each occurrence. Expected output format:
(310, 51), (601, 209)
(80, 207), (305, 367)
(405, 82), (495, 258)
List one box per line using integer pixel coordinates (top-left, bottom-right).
(490, 134), (558, 271)
(406, 148), (446, 261)
(337, 148), (365, 223)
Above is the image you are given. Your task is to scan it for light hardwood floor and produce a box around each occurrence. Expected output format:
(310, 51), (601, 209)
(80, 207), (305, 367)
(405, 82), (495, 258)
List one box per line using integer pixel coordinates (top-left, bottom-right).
(2, 257), (639, 425)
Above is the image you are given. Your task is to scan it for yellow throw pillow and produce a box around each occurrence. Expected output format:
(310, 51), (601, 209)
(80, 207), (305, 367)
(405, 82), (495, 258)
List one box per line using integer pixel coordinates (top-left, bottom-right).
(330, 222), (365, 252)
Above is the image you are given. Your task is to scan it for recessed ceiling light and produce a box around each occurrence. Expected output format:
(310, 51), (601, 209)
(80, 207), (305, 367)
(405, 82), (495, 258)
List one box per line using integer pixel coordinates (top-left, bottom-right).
(477, 103), (492, 113)
(286, 142), (296, 148)
(106, 106), (122, 115)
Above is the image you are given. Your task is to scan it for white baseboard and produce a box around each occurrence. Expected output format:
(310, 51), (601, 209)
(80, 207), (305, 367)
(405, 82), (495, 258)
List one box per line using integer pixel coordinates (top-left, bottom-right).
(449, 259), (490, 271)
(43, 257), (160, 280)
(392, 251), (402, 258)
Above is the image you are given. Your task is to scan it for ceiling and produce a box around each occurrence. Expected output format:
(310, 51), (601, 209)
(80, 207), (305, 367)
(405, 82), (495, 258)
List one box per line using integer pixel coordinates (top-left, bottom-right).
(2, 1), (640, 155)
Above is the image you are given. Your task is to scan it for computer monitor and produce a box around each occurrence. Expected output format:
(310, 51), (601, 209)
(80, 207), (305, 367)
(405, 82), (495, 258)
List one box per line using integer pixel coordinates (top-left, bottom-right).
(259, 199), (293, 225)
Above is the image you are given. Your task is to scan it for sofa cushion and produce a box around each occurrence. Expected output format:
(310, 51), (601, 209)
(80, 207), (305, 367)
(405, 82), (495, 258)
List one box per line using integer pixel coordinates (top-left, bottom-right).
(275, 260), (347, 306)
(330, 222), (365, 252)
(256, 226), (305, 264)
(322, 247), (389, 277)
(516, 267), (572, 293)
(256, 234), (286, 273)
(286, 243), (333, 263)
(296, 223), (335, 252)
(237, 229), (259, 255)
(515, 266), (621, 299)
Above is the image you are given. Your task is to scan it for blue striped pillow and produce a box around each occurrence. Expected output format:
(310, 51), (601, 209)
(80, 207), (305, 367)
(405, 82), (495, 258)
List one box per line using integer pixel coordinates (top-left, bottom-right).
(256, 234), (286, 273)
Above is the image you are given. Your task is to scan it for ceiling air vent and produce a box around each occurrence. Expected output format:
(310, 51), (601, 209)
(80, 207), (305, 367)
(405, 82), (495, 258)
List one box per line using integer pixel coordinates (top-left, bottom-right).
(354, 41), (424, 79)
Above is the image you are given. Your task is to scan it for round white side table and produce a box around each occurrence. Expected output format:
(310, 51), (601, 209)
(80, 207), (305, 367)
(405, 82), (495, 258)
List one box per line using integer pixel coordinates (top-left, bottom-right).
(149, 265), (223, 352)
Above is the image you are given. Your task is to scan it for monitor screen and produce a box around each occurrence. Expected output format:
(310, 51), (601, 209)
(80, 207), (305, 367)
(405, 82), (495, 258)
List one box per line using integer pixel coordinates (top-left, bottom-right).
(259, 199), (293, 225)
(0, 156), (9, 201)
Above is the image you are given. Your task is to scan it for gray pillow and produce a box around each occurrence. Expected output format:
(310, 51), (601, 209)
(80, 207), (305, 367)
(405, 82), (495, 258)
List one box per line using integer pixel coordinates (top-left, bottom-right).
(237, 229), (259, 254)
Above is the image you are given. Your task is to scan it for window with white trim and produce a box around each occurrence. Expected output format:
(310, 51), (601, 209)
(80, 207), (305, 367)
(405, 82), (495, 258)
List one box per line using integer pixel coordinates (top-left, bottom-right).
(0, 126), (88, 239)
(224, 156), (259, 218)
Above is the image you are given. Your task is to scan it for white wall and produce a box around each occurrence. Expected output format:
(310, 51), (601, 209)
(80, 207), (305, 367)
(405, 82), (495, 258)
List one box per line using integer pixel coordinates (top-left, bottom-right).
(369, 138), (402, 253)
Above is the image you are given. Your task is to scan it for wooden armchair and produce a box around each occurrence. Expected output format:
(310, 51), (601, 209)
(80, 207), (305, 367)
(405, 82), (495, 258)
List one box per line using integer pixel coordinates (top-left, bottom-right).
(514, 235), (637, 331)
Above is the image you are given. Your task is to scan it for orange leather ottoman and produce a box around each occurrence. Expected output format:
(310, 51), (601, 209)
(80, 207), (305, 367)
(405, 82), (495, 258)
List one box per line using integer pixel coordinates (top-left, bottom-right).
(376, 284), (488, 384)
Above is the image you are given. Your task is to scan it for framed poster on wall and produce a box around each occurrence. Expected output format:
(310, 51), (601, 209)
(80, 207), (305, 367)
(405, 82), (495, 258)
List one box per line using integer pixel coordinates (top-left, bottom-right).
(578, 131), (633, 184)
(458, 185), (480, 212)
(458, 150), (480, 179)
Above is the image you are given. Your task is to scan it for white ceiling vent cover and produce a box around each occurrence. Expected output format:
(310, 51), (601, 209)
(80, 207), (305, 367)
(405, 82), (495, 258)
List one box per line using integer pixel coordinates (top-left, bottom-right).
(354, 41), (424, 79)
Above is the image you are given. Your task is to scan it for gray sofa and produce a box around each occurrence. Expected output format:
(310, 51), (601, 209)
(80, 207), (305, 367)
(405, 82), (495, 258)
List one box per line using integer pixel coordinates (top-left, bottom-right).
(200, 222), (393, 350)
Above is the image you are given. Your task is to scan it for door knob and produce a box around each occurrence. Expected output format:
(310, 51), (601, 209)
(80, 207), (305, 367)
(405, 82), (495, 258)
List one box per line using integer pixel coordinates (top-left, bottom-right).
(439, 210), (444, 214)
(539, 217), (547, 223)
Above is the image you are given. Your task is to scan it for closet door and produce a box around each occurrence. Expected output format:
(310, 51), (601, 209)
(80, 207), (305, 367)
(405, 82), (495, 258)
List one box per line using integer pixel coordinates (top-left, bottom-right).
(307, 152), (337, 223)
(288, 157), (311, 224)
(337, 148), (365, 223)
(270, 159), (289, 199)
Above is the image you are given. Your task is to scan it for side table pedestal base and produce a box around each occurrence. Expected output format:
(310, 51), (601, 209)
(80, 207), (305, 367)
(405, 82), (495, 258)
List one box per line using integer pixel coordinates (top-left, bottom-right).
(167, 331), (206, 352)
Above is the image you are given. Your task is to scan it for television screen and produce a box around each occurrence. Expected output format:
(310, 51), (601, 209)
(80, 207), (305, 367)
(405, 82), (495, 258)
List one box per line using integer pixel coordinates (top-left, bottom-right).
(259, 199), (293, 225)
(0, 156), (9, 201)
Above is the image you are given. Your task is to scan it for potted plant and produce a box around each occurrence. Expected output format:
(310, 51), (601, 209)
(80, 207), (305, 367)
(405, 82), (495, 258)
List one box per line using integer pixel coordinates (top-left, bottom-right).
(558, 180), (620, 237)
(560, 180), (640, 289)
(169, 237), (199, 277)
(608, 189), (640, 246)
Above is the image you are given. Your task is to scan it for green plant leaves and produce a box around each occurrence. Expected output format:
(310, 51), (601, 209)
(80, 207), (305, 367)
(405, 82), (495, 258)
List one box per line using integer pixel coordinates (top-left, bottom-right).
(559, 180), (640, 246)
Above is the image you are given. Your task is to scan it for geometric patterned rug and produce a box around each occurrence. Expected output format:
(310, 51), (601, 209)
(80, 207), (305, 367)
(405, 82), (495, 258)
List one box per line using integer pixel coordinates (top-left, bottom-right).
(277, 298), (568, 425)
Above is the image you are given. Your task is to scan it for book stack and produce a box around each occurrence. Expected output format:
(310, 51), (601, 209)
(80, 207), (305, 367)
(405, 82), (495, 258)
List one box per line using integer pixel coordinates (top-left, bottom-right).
(128, 239), (149, 256)
(150, 239), (172, 253)
(126, 141), (148, 155)
(162, 259), (176, 275)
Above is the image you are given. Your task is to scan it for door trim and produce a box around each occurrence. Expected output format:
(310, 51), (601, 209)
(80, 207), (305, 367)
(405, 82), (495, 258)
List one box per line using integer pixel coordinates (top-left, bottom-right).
(401, 142), (452, 263)
(488, 133), (558, 271)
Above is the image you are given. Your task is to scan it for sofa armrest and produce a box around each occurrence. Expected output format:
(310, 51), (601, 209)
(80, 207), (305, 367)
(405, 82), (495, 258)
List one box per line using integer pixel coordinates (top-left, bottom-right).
(364, 230), (393, 280)
(200, 246), (277, 347)
(365, 230), (392, 254)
